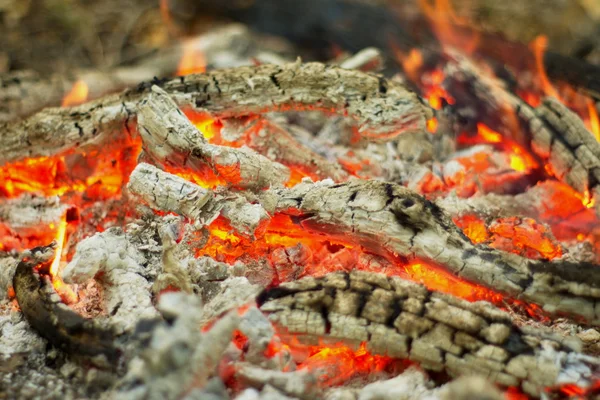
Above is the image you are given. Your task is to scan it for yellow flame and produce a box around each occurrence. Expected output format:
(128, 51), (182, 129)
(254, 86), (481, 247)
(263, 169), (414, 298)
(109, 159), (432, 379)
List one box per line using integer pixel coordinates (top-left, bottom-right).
(50, 217), (78, 303)
(62, 80), (89, 107)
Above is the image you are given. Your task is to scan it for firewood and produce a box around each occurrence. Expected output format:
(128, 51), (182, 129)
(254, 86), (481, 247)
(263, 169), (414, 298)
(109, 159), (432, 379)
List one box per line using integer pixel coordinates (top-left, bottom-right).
(444, 54), (600, 215)
(0, 62), (432, 165)
(221, 117), (350, 182)
(12, 245), (118, 364)
(258, 270), (600, 397)
(127, 163), (270, 236)
(138, 85), (290, 190)
(128, 166), (600, 324)
(266, 179), (600, 323)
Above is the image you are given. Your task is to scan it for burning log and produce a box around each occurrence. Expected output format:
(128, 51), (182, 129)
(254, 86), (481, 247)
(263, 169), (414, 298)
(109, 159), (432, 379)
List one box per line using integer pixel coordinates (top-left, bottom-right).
(12, 245), (118, 364)
(127, 163), (269, 236)
(258, 270), (600, 397)
(129, 164), (600, 323)
(0, 62), (432, 165)
(267, 179), (600, 323)
(444, 54), (600, 214)
(137, 85), (290, 190)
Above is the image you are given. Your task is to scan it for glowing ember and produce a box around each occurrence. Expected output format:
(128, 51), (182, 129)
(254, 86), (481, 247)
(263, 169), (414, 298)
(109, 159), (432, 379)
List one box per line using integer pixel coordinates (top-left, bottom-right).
(62, 80), (89, 107)
(297, 342), (398, 387)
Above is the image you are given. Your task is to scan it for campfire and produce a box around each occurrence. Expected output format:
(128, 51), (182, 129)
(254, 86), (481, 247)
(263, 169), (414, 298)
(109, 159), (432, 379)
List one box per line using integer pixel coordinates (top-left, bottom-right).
(2, 1), (600, 399)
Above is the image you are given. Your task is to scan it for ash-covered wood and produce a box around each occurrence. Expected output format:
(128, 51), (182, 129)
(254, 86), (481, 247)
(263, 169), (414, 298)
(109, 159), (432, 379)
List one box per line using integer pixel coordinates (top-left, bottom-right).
(0, 62), (432, 165)
(267, 179), (600, 323)
(258, 271), (600, 397)
(138, 85), (290, 190)
(13, 245), (118, 364)
(127, 163), (269, 236)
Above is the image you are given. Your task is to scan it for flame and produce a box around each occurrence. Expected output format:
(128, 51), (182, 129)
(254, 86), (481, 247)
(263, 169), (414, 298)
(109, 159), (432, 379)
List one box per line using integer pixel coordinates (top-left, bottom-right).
(62, 80), (89, 107)
(587, 99), (600, 142)
(49, 216), (78, 303)
(529, 36), (562, 101)
(177, 40), (206, 76)
(394, 47), (424, 83)
(418, 0), (479, 53)
(426, 117), (438, 133)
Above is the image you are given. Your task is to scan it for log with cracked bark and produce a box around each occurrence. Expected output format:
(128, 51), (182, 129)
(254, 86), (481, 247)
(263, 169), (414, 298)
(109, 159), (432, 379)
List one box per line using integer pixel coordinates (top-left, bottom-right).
(444, 53), (600, 215)
(267, 179), (600, 323)
(127, 166), (600, 324)
(127, 162), (269, 236)
(0, 62), (432, 165)
(258, 270), (600, 397)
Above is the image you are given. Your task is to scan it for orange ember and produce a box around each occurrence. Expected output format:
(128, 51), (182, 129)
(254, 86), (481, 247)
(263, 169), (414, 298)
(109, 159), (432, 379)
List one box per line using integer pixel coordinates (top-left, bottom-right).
(62, 80), (89, 107)
(454, 214), (562, 260)
(297, 342), (397, 387)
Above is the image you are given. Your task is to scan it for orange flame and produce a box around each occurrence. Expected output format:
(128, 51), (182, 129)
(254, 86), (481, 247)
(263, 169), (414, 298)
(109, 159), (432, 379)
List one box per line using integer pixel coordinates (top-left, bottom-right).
(49, 217), (78, 303)
(62, 80), (89, 107)
(419, 0), (479, 53)
(530, 36), (562, 101)
(177, 40), (206, 76)
(393, 47), (424, 83)
(586, 99), (600, 142)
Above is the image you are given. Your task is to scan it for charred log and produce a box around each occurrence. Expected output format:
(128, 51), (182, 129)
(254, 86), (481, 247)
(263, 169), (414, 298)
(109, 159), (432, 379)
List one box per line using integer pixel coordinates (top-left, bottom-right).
(12, 246), (118, 365)
(444, 54), (600, 215)
(258, 270), (600, 397)
(0, 62), (432, 165)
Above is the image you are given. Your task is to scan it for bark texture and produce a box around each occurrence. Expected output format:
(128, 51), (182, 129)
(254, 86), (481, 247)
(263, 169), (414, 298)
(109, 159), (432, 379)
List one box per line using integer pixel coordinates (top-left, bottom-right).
(0, 62), (432, 165)
(259, 271), (600, 397)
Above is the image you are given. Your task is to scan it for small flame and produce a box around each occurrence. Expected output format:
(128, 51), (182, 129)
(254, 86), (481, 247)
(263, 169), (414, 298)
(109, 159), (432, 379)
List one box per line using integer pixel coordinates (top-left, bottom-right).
(393, 47), (423, 83)
(426, 117), (438, 133)
(529, 36), (562, 101)
(62, 80), (89, 107)
(177, 40), (206, 76)
(49, 217), (78, 303)
(419, 0), (479, 53)
(586, 99), (600, 142)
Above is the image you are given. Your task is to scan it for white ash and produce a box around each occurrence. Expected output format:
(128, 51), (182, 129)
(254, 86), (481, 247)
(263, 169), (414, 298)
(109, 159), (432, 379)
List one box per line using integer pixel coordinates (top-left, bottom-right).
(236, 363), (319, 400)
(115, 292), (239, 400)
(0, 194), (65, 228)
(200, 276), (261, 324)
(0, 255), (19, 300)
(60, 216), (184, 333)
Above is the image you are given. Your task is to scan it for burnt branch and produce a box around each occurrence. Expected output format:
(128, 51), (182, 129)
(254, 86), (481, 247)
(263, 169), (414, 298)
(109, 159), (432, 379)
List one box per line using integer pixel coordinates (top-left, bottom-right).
(127, 163), (269, 236)
(0, 62), (432, 165)
(138, 85), (290, 190)
(444, 54), (600, 214)
(259, 271), (600, 397)
(13, 246), (118, 364)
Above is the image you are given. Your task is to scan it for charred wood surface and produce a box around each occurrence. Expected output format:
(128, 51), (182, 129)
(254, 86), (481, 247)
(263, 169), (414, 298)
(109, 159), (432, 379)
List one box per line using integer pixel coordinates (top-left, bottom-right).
(12, 246), (118, 364)
(268, 180), (600, 323)
(0, 62), (431, 165)
(258, 271), (600, 397)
